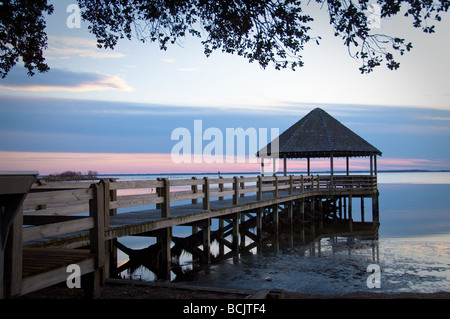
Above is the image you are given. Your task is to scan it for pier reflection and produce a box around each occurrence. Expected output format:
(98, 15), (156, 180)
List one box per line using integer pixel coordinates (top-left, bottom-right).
(115, 218), (379, 283)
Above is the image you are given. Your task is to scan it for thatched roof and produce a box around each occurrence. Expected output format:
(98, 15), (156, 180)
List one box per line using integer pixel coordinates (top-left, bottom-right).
(258, 108), (382, 159)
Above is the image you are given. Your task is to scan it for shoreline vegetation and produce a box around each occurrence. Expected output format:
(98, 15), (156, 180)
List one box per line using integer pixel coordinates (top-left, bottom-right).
(42, 170), (99, 182)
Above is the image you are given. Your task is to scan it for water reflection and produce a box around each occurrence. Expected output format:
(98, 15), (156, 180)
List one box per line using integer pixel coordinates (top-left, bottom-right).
(115, 216), (450, 294)
(116, 219), (379, 287)
(379, 184), (450, 237)
(177, 224), (383, 295)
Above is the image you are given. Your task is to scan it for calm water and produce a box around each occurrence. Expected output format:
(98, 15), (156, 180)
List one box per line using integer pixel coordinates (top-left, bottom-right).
(106, 172), (450, 295)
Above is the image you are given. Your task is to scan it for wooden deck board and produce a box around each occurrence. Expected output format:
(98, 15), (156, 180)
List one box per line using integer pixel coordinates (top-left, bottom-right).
(22, 248), (92, 278)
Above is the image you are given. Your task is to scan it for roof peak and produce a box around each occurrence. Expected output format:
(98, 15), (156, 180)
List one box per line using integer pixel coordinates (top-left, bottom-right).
(258, 108), (382, 158)
(308, 107), (326, 114)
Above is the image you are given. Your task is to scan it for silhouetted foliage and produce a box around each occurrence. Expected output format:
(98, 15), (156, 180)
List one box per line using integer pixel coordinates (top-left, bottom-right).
(0, 0), (53, 78)
(44, 170), (98, 181)
(1, 0), (449, 77)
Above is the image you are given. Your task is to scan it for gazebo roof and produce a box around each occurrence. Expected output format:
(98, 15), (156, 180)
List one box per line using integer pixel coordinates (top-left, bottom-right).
(258, 108), (382, 159)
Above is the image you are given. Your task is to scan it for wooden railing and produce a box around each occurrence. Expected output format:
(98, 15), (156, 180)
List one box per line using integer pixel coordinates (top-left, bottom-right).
(19, 174), (377, 249)
(23, 185), (100, 242)
(6, 183), (105, 298)
(23, 174), (377, 222)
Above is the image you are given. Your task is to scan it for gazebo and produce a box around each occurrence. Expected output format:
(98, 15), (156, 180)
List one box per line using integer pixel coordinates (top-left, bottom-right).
(257, 108), (382, 176)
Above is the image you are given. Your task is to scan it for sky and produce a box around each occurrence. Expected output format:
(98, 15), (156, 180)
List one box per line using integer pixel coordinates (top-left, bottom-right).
(1, 0), (450, 175)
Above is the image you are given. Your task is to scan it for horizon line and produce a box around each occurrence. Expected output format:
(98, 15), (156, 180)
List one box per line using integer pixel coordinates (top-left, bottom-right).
(38, 169), (450, 177)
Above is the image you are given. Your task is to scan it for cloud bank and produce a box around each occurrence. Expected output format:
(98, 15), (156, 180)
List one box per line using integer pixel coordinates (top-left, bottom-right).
(0, 68), (134, 92)
(46, 36), (126, 60)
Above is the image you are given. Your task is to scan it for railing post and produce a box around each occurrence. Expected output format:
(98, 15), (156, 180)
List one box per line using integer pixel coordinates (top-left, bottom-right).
(233, 176), (239, 205)
(191, 177), (198, 204)
(240, 176), (245, 198)
(273, 174), (278, 198)
(100, 179), (110, 228)
(100, 179), (116, 279)
(316, 175), (320, 191)
(219, 176), (224, 201)
(109, 179), (118, 216)
(161, 178), (170, 218)
(156, 178), (162, 209)
(4, 203), (24, 298)
(88, 183), (106, 298)
(91, 183), (105, 266)
(300, 175), (304, 194)
(203, 177), (210, 211)
(289, 175), (293, 195)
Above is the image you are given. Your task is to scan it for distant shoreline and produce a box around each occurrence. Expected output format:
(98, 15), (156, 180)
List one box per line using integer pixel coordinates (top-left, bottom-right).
(38, 169), (450, 180)
(93, 169), (450, 177)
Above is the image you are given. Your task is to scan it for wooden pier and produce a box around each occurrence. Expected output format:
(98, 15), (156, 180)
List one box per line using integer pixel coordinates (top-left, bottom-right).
(1, 173), (379, 298)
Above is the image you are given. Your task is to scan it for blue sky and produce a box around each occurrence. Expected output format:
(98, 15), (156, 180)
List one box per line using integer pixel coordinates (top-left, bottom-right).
(1, 0), (450, 174)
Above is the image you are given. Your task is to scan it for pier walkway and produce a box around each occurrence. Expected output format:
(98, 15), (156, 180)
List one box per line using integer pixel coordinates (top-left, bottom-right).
(1, 173), (379, 298)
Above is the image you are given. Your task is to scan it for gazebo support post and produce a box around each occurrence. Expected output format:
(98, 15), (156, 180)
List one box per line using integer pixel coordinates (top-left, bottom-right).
(346, 157), (350, 175)
(330, 154), (334, 176)
(374, 155), (378, 175)
(307, 158), (311, 176)
(330, 154), (334, 187)
(370, 155), (374, 176)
